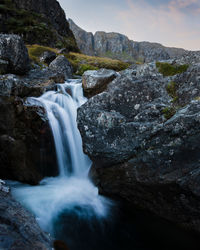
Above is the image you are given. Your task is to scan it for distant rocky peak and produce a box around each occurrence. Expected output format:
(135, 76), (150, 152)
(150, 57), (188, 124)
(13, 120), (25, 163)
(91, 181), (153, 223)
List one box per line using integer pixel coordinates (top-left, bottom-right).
(69, 19), (186, 63)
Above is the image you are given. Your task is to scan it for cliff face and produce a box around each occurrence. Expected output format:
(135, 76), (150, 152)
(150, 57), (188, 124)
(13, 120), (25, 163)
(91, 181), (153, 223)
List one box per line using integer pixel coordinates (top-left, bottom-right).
(0, 0), (79, 51)
(69, 19), (186, 63)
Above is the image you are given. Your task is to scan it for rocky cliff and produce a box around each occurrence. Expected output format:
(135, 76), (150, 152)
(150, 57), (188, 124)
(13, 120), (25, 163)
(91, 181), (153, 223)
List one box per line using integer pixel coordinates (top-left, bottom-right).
(0, 0), (79, 51)
(77, 52), (200, 232)
(69, 19), (186, 63)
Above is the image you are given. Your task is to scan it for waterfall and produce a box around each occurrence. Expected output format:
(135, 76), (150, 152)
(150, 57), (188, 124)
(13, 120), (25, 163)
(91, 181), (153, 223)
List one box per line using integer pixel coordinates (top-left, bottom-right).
(9, 79), (112, 234)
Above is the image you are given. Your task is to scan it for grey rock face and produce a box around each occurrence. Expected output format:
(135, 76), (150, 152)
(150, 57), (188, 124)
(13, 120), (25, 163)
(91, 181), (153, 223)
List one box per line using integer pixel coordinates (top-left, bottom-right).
(69, 19), (186, 63)
(82, 69), (118, 97)
(0, 181), (52, 250)
(0, 34), (30, 75)
(68, 19), (94, 56)
(77, 57), (200, 232)
(49, 55), (73, 80)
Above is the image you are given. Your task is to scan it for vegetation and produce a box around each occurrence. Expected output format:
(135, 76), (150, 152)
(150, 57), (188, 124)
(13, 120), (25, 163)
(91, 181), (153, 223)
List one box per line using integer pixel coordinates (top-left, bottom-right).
(0, 0), (78, 50)
(166, 81), (178, 104)
(156, 62), (189, 77)
(162, 106), (176, 120)
(66, 52), (130, 73)
(27, 45), (130, 75)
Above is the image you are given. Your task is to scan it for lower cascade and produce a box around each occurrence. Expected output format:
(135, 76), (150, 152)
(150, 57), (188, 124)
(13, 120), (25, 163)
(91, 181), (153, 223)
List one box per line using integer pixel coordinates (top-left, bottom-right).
(9, 79), (112, 240)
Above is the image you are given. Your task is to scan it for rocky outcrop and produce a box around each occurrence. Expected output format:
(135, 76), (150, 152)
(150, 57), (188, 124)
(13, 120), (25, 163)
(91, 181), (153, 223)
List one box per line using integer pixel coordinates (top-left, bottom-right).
(69, 19), (186, 63)
(40, 51), (57, 65)
(77, 54), (200, 232)
(68, 18), (94, 56)
(0, 34), (30, 75)
(0, 180), (53, 249)
(82, 69), (118, 97)
(0, 69), (60, 184)
(0, 0), (78, 51)
(49, 55), (73, 80)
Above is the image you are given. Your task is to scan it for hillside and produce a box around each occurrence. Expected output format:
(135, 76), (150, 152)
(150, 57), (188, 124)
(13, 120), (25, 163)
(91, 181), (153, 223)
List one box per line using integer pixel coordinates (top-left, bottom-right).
(0, 0), (78, 51)
(69, 18), (186, 63)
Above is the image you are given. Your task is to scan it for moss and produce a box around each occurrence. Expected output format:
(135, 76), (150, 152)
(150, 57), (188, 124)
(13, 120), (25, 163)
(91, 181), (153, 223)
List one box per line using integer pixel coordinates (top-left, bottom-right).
(65, 52), (130, 74)
(76, 64), (99, 76)
(166, 81), (177, 101)
(162, 107), (176, 120)
(156, 62), (189, 76)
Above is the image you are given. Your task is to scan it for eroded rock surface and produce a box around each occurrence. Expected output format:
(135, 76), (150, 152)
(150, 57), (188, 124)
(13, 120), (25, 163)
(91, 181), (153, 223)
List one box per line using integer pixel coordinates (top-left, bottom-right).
(77, 55), (200, 232)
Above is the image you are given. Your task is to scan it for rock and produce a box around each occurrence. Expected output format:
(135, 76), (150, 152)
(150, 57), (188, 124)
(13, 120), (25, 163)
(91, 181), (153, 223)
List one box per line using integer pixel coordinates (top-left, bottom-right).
(82, 69), (118, 97)
(0, 59), (9, 74)
(0, 72), (58, 184)
(40, 51), (57, 65)
(77, 61), (200, 232)
(0, 34), (30, 75)
(0, 182), (53, 249)
(49, 55), (73, 80)
(69, 19), (186, 63)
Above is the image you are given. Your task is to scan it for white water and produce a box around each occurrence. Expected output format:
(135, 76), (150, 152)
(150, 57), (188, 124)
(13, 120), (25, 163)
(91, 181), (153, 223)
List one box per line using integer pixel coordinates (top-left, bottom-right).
(9, 79), (112, 234)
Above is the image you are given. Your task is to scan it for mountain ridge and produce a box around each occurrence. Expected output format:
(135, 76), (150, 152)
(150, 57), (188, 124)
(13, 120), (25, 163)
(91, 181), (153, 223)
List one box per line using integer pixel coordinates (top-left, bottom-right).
(69, 18), (187, 63)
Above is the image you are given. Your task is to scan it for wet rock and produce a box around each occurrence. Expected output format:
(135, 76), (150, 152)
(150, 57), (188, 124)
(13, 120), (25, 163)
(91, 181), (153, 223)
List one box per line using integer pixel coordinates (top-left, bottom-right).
(82, 69), (118, 97)
(49, 55), (73, 80)
(0, 34), (30, 75)
(0, 181), (53, 249)
(77, 63), (200, 232)
(40, 51), (57, 65)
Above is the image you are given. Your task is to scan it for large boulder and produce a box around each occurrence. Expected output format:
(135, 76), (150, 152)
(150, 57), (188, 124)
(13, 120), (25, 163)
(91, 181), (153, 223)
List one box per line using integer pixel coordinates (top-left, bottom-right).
(0, 34), (30, 75)
(49, 55), (73, 80)
(77, 60), (200, 232)
(0, 73), (58, 185)
(0, 180), (52, 249)
(82, 69), (118, 97)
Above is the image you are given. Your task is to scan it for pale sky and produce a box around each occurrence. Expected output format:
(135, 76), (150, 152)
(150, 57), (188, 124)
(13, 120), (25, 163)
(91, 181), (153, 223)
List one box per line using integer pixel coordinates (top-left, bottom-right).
(58, 0), (200, 51)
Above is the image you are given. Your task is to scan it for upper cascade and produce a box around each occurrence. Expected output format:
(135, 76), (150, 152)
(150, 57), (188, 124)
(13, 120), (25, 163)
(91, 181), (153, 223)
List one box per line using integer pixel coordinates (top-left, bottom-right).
(0, 0), (79, 51)
(68, 18), (186, 63)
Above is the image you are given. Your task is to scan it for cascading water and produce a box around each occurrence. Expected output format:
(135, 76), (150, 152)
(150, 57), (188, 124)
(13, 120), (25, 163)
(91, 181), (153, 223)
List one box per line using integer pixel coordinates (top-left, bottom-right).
(9, 79), (112, 237)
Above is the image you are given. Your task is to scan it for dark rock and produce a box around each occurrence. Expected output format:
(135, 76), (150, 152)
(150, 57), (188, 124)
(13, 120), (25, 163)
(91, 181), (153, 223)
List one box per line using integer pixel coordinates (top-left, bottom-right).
(0, 181), (53, 249)
(0, 71), (58, 184)
(77, 62), (200, 232)
(69, 19), (186, 63)
(0, 34), (30, 75)
(0, 59), (9, 74)
(82, 69), (118, 97)
(1, 0), (78, 51)
(49, 55), (73, 80)
(40, 51), (57, 65)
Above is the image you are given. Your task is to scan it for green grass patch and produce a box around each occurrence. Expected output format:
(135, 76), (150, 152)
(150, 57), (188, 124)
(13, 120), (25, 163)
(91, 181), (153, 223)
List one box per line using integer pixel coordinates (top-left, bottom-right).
(156, 62), (189, 77)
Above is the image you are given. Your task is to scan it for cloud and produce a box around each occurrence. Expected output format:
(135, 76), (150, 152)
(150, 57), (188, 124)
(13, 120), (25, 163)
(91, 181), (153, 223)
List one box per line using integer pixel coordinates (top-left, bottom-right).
(116, 0), (200, 50)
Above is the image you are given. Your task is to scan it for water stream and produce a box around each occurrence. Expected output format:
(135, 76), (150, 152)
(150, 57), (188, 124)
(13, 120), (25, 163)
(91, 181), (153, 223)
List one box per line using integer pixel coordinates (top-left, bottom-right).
(9, 79), (112, 235)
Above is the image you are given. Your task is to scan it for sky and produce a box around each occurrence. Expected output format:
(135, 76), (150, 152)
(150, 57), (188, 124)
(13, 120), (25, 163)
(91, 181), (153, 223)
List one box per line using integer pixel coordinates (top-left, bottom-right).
(58, 0), (200, 51)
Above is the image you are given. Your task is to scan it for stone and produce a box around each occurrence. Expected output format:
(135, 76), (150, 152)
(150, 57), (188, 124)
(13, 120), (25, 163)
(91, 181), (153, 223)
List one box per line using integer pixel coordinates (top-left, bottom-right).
(0, 34), (30, 75)
(0, 183), (53, 249)
(49, 55), (73, 80)
(77, 57), (200, 232)
(0, 59), (9, 74)
(40, 51), (56, 65)
(82, 69), (118, 97)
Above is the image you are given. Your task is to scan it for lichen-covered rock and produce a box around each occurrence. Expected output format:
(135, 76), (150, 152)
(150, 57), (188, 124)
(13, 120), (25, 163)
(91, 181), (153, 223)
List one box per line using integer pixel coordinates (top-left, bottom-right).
(0, 34), (30, 75)
(82, 69), (118, 97)
(49, 55), (73, 80)
(0, 181), (53, 249)
(77, 62), (200, 232)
